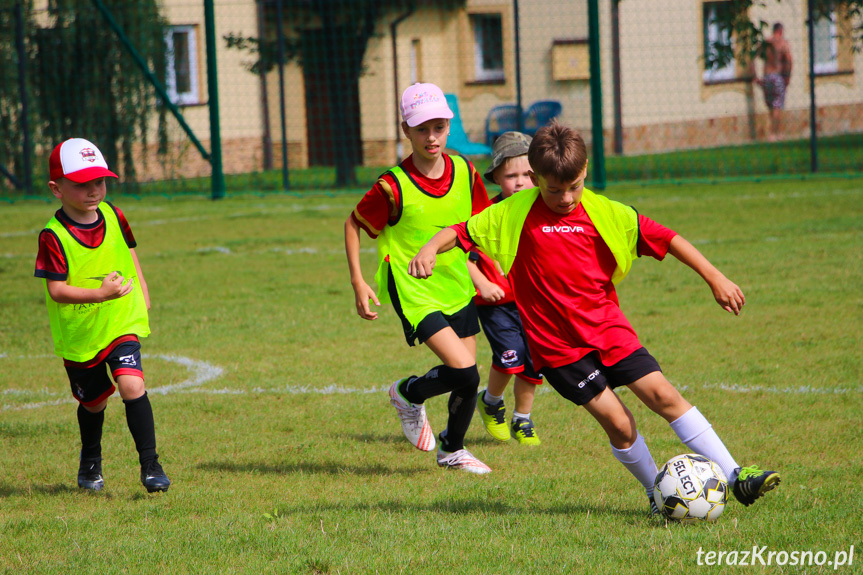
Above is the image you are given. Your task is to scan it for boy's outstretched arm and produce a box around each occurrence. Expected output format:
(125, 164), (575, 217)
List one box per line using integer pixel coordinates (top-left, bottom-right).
(667, 235), (746, 315)
(344, 216), (380, 320)
(408, 227), (459, 279)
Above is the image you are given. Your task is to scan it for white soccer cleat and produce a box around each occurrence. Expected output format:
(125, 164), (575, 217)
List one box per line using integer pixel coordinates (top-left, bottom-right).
(436, 448), (492, 475)
(389, 378), (435, 452)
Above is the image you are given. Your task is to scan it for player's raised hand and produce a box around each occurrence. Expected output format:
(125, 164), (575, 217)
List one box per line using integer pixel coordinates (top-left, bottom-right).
(99, 271), (134, 301)
(710, 276), (745, 315)
(352, 280), (380, 320)
(408, 247), (437, 279)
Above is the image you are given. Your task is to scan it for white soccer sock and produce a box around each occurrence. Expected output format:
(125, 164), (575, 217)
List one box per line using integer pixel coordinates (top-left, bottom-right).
(611, 433), (658, 497)
(669, 406), (740, 483)
(512, 410), (530, 421)
(483, 390), (503, 405)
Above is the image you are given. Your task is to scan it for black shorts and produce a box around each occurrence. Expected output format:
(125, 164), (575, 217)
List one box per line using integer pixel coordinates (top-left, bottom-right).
(64, 340), (144, 407)
(477, 302), (541, 382)
(540, 347), (660, 406)
(388, 265), (480, 346)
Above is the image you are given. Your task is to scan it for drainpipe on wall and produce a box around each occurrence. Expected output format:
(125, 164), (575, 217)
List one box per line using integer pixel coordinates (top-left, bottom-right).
(391, 2), (416, 162)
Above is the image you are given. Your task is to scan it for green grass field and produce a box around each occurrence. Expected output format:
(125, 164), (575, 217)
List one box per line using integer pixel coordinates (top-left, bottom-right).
(1, 178), (861, 573)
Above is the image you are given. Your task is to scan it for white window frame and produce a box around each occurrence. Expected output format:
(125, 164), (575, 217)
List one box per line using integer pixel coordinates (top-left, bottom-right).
(703, 3), (736, 82)
(164, 25), (200, 106)
(813, 7), (839, 74)
(471, 13), (505, 82)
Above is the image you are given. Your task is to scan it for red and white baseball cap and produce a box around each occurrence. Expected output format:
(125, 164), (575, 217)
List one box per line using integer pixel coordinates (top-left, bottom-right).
(49, 138), (118, 183)
(400, 83), (453, 127)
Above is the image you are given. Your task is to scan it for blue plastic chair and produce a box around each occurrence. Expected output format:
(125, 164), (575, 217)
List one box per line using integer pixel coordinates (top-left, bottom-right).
(485, 104), (522, 147)
(523, 100), (562, 136)
(443, 94), (493, 156)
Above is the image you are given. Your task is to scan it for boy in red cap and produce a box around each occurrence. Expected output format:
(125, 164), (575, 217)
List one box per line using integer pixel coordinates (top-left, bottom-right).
(34, 138), (170, 493)
(345, 83), (493, 473)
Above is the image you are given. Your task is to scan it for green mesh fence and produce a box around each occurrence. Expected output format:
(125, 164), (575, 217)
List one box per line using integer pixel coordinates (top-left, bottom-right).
(2, 0), (862, 201)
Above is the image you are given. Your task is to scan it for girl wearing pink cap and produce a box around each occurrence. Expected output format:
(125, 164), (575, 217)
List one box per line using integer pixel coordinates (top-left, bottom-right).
(344, 83), (493, 474)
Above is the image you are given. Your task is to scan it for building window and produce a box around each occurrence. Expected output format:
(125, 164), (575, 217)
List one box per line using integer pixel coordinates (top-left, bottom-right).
(702, 2), (736, 82)
(471, 13), (504, 82)
(813, 5), (839, 74)
(164, 25), (200, 105)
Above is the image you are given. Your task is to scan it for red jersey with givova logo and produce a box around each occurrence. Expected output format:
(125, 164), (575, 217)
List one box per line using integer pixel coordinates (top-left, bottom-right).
(454, 196), (677, 371)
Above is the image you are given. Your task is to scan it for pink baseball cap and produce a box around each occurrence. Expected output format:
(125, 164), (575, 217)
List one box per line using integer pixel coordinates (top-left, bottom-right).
(400, 83), (453, 127)
(49, 138), (118, 183)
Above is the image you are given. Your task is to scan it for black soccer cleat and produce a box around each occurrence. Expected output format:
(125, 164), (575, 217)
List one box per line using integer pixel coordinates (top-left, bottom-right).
(141, 456), (171, 493)
(648, 494), (661, 517)
(78, 458), (105, 491)
(732, 465), (781, 506)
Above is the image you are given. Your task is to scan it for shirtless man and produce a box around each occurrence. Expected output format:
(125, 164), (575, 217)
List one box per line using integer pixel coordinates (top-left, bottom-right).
(756, 22), (793, 142)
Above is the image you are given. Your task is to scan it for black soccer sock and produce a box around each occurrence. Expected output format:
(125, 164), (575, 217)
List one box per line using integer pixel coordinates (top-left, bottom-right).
(401, 364), (480, 404)
(440, 372), (480, 452)
(77, 403), (105, 461)
(403, 365), (480, 452)
(123, 392), (158, 466)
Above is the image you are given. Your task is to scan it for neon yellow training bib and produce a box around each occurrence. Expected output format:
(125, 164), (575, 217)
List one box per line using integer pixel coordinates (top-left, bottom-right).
(43, 203), (150, 362)
(374, 156), (475, 329)
(467, 187), (639, 284)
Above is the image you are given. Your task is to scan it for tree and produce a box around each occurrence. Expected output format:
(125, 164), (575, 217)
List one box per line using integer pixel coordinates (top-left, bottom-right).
(0, 0), (168, 190)
(706, 0), (863, 70)
(225, 0), (465, 187)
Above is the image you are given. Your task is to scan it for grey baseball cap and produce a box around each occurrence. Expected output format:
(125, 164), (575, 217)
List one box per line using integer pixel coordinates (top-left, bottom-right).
(483, 131), (532, 183)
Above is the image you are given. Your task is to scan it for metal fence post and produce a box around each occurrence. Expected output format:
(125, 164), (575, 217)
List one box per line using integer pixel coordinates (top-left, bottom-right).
(204, 0), (226, 199)
(806, 2), (818, 173)
(14, 1), (32, 194)
(587, 0), (606, 190)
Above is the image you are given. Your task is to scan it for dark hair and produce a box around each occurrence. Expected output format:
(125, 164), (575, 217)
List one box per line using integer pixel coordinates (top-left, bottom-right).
(527, 122), (587, 182)
(773, 22), (783, 33)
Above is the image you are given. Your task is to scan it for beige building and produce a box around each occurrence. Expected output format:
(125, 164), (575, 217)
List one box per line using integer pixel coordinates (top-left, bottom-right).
(152, 0), (862, 178)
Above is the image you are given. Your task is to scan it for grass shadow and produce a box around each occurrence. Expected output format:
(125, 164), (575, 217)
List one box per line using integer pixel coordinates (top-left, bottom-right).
(268, 498), (649, 522)
(344, 433), (505, 446)
(196, 459), (428, 477)
(0, 482), (86, 497)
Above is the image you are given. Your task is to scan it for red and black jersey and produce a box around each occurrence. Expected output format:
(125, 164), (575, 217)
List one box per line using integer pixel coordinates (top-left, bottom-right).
(35, 203), (137, 282)
(454, 198), (677, 371)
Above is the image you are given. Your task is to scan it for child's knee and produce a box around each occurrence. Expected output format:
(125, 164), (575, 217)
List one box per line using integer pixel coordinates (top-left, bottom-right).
(440, 364), (480, 391)
(115, 375), (146, 401)
(596, 407), (638, 448)
(650, 385), (688, 414)
(633, 376), (687, 412)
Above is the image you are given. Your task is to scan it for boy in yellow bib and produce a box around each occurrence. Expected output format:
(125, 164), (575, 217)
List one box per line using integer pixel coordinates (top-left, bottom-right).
(34, 138), (170, 493)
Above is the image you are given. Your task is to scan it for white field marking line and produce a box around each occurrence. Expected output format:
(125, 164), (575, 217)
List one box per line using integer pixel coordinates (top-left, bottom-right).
(0, 204), (347, 245)
(170, 381), (862, 397)
(140, 203), (342, 227)
(625, 187), (863, 205)
(0, 353), (224, 412)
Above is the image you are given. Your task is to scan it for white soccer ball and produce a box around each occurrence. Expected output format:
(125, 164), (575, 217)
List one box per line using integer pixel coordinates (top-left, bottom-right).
(653, 454), (728, 523)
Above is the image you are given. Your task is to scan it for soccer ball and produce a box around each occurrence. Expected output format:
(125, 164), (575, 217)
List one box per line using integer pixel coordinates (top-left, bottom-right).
(653, 454), (728, 523)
